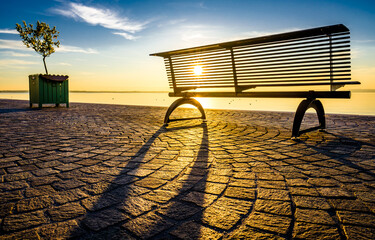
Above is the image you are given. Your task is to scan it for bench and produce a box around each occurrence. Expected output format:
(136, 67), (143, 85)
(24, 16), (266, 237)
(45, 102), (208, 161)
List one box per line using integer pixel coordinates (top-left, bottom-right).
(150, 24), (360, 137)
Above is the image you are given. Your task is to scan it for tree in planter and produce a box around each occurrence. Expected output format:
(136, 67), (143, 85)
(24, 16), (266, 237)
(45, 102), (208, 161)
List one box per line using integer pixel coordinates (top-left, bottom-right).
(16, 21), (60, 75)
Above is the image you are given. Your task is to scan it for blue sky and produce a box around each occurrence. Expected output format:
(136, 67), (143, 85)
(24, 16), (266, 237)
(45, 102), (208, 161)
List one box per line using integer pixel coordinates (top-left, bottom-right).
(1, 0), (375, 90)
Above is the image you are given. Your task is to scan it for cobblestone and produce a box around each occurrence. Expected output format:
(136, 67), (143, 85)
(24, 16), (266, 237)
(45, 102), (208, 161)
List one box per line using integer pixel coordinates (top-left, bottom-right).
(0, 99), (374, 239)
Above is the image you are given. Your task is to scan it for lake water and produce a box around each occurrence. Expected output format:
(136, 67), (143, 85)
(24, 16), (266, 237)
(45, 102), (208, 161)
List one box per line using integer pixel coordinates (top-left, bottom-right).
(1, 91), (374, 116)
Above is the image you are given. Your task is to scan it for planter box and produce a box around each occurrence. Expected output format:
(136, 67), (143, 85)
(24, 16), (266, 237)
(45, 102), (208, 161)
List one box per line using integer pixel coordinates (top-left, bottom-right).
(29, 74), (69, 108)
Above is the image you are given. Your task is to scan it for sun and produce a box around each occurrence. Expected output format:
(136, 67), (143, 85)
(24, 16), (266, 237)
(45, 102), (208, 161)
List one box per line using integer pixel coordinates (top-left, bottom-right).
(193, 65), (203, 75)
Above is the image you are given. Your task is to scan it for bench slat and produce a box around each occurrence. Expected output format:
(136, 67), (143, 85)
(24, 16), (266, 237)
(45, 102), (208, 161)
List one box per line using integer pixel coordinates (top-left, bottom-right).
(151, 24), (349, 57)
(169, 91), (353, 98)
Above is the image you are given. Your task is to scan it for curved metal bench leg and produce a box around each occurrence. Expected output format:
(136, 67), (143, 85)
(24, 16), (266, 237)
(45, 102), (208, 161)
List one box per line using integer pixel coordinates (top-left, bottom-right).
(292, 99), (326, 138)
(164, 97), (206, 124)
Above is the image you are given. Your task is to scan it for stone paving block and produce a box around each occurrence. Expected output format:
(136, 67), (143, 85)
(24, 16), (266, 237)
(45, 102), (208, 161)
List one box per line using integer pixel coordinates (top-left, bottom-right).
(157, 201), (201, 220)
(286, 178), (311, 187)
(52, 179), (86, 191)
(6, 165), (39, 174)
(258, 180), (287, 189)
(75, 159), (101, 166)
(82, 208), (130, 231)
(38, 219), (85, 239)
(148, 169), (181, 180)
(170, 220), (222, 240)
(355, 191), (375, 203)
(289, 186), (320, 196)
(337, 210), (375, 228)
(293, 195), (331, 210)
(245, 211), (292, 235)
(257, 172), (285, 181)
(134, 177), (167, 189)
(0, 191), (23, 204)
(81, 181), (112, 195)
(364, 201), (375, 214)
(329, 198), (370, 212)
(292, 221), (341, 239)
(317, 187), (354, 198)
(32, 167), (60, 176)
(117, 196), (155, 217)
(307, 177), (340, 187)
(228, 178), (256, 187)
(81, 193), (120, 211)
(3, 210), (48, 231)
(113, 175), (139, 185)
(206, 174), (230, 183)
(202, 204), (242, 230)
(254, 199), (292, 216)
(209, 168), (232, 176)
(53, 188), (90, 205)
(0, 202), (14, 217)
(213, 197), (253, 215)
(25, 185), (56, 198)
(127, 168), (155, 177)
(122, 211), (174, 239)
(0, 229), (40, 240)
(48, 202), (87, 221)
(345, 183), (372, 192)
(54, 163), (82, 171)
(295, 208), (336, 225)
(193, 181), (227, 195)
(182, 191), (218, 207)
(16, 195), (53, 212)
(224, 186), (257, 200)
(258, 188), (290, 201)
(142, 189), (178, 203)
(224, 225), (286, 240)
(29, 175), (61, 186)
(3, 172), (33, 182)
(0, 180), (29, 191)
(342, 225), (375, 240)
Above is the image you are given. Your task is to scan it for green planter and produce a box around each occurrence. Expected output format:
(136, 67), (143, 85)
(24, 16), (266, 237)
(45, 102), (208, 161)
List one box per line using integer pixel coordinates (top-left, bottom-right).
(29, 74), (69, 108)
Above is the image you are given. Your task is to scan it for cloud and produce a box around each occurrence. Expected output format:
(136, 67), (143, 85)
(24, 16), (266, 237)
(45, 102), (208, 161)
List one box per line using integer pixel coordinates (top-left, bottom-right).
(0, 59), (37, 68)
(179, 25), (219, 44)
(57, 45), (98, 54)
(168, 19), (187, 25)
(0, 29), (18, 34)
(2, 51), (33, 57)
(353, 39), (375, 44)
(59, 62), (72, 66)
(0, 39), (31, 51)
(54, 2), (146, 40)
(168, 2), (208, 9)
(112, 32), (138, 40)
(239, 28), (301, 39)
(0, 39), (98, 54)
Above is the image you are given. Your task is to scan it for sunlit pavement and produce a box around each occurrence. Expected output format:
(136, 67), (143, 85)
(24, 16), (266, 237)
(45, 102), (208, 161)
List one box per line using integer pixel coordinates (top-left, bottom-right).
(0, 99), (374, 239)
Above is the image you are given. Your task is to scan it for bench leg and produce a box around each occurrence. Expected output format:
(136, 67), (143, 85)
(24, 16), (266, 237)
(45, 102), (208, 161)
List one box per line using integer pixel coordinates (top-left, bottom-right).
(292, 98), (326, 138)
(164, 97), (206, 124)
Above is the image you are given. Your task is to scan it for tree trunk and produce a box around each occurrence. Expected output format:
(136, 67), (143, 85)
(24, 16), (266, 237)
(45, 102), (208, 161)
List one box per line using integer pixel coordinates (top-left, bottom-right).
(43, 56), (48, 75)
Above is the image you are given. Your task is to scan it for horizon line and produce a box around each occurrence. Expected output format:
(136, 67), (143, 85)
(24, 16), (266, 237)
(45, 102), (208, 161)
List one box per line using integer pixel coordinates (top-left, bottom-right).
(0, 90), (170, 93)
(1, 89), (375, 93)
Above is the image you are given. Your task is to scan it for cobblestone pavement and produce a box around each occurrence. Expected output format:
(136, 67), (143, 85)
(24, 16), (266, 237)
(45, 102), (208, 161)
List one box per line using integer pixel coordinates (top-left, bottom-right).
(0, 99), (374, 240)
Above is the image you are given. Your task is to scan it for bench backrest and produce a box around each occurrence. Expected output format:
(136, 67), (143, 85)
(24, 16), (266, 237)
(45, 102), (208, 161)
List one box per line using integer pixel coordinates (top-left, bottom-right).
(151, 24), (356, 94)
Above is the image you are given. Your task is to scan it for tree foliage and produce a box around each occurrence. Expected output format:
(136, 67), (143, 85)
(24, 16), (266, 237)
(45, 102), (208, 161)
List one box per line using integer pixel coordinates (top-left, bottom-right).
(16, 21), (60, 74)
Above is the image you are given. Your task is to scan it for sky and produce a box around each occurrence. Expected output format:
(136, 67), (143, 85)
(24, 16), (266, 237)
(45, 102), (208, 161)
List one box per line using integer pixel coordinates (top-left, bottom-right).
(0, 0), (375, 91)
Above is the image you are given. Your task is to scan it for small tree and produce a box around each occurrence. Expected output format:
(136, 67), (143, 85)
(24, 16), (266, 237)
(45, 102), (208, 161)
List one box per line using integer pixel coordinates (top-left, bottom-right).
(16, 21), (60, 75)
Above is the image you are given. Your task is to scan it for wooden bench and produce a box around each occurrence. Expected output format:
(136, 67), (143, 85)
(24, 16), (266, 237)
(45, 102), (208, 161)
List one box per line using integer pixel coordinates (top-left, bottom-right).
(151, 24), (360, 137)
